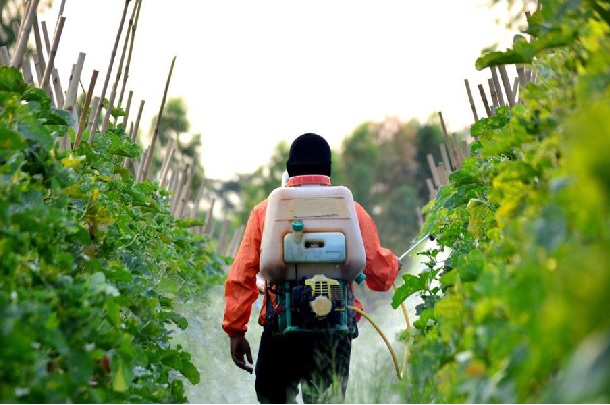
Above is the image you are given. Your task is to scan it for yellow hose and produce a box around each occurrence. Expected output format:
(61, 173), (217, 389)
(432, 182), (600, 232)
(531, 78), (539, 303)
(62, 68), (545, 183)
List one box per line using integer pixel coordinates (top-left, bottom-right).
(348, 305), (407, 380)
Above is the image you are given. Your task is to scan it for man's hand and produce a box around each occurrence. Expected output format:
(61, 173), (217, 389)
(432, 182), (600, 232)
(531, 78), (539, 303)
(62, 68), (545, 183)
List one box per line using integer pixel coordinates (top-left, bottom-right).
(230, 335), (253, 373)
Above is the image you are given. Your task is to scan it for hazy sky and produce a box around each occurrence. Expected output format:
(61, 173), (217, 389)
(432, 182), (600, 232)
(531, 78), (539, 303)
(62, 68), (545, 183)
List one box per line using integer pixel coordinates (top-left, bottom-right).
(39, 1), (522, 181)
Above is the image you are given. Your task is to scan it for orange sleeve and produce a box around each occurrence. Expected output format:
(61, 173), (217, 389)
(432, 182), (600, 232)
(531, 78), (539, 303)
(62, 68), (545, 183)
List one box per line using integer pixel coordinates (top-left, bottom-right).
(222, 200), (267, 337)
(355, 202), (399, 292)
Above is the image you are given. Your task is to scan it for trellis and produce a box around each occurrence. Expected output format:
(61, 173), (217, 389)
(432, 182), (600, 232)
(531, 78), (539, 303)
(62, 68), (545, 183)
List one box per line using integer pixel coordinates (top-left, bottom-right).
(1, 0), (242, 255)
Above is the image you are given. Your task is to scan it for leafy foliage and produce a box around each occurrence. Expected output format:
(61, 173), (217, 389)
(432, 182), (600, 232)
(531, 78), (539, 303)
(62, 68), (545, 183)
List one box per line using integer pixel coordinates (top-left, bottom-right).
(392, 1), (610, 402)
(0, 67), (227, 403)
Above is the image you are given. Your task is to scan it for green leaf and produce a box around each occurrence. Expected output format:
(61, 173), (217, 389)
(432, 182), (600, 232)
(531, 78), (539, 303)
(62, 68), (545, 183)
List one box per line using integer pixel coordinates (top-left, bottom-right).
(392, 273), (426, 309)
(112, 357), (134, 392)
(168, 311), (188, 329)
(0, 66), (26, 92)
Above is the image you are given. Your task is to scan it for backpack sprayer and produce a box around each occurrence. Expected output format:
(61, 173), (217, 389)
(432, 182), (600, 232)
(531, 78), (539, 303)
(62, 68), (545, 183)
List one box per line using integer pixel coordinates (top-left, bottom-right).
(259, 175), (366, 337)
(258, 174), (434, 378)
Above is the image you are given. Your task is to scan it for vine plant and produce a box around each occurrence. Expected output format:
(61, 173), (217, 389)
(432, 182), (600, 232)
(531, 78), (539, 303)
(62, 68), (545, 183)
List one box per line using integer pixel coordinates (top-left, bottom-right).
(0, 67), (227, 403)
(393, 1), (610, 402)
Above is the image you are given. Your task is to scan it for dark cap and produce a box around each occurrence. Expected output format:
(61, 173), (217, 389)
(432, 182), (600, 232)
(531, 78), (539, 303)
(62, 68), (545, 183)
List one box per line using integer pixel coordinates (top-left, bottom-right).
(286, 133), (331, 177)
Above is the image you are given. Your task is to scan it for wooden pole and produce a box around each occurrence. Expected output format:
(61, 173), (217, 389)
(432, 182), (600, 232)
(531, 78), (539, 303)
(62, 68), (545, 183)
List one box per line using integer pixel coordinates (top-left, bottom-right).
(498, 64), (515, 107)
(20, 57), (34, 83)
(438, 111), (457, 170)
(425, 178), (436, 201)
(32, 14), (51, 97)
(439, 143), (452, 176)
(0, 46), (10, 65)
(490, 66), (505, 106)
(121, 90), (134, 128)
(10, 0), (40, 69)
(477, 83), (492, 117)
(130, 100), (145, 142)
(64, 52), (86, 113)
(118, 0), (143, 109)
(426, 154), (441, 188)
(90, 0), (132, 136)
(141, 56), (177, 181)
(102, 0), (137, 133)
(74, 70), (98, 149)
(488, 78), (499, 110)
(464, 79), (479, 122)
(158, 139), (175, 188)
(40, 16), (66, 91)
(87, 96), (101, 144)
(203, 199), (216, 235)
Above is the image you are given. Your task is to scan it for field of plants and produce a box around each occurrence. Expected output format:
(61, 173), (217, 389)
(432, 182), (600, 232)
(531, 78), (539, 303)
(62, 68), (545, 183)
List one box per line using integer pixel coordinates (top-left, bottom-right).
(2, 0), (610, 403)
(392, 1), (610, 402)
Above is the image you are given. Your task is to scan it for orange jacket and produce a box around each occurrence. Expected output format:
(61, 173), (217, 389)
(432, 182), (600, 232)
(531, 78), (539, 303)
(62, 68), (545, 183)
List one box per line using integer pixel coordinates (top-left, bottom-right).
(222, 198), (399, 337)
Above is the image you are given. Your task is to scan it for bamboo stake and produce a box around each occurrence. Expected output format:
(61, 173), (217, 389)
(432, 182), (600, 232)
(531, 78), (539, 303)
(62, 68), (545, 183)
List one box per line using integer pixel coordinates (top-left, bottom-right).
(41, 20), (51, 51)
(425, 178), (436, 201)
(209, 219), (217, 239)
(129, 100), (145, 142)
(498, 65), (515, 107)
(136, 145), (151, 183)
(176, 167), (194, 218)
(452, 133), (465, 166)
(32, 14), (48, 86)
(15, 0), (33, 48)
(141, 56), (177, 181)
(87, 96), (101, 144)
(33, 15), (63, 105)
(91, 0), (132, 136)
(32, 54), (44, 87)
(438, 111), (457, 170)
(57, 0), (66, 17)
(121, 90), (133, 127)
(464, 79), (479, 122)
(426, 154), (441, 188)
(40, 16), (65, 91)
(74, 70), (98, 149)
(436, 162), (447, 186)
(21, 57), (34, 83)
(118, 0), (143, 109)
(51, 68), (65, 108)
(10, 0), (40, 69)
(490, 66), (505, 106)
(0, 46), (10, 65)
(439, 143), (452, 176)
(203, 198), (216, 235)
(158, 139), (175, 188)
(64, 52), (86, 113)
(218, 218), (229, 254)
(102, 0), (137, 133)
(477, 83), (492, 117)
(166, 168), (178, 194)
(123, 99), (145, 169)
(170, 165), (189, 215)
(488, 78), (499, 109)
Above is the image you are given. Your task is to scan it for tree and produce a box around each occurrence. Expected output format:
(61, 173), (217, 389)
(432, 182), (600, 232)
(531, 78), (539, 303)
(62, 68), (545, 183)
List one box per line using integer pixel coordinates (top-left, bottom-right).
(337, 117), (444, 253)
(142, 97), (205, 196)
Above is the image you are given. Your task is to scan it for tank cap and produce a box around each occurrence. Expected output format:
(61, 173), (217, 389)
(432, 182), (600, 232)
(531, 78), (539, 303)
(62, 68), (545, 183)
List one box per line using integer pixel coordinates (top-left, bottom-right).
(286, 175), (331, 187)
(292, 220), (304, 232)
(355, 273), (366, 285)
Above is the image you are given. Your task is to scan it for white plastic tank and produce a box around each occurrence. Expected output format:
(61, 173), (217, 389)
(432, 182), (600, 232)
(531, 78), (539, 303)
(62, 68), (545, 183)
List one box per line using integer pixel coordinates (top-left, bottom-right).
(260, 182), (366, 282)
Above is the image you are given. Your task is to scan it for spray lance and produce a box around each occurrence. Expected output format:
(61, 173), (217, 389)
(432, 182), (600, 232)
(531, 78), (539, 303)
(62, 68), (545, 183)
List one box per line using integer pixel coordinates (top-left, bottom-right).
(347, 233), (435, 380)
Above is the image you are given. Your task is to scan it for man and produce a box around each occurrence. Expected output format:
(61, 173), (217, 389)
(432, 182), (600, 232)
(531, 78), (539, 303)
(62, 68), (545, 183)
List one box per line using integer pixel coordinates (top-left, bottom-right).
(223, 133), (400, 403)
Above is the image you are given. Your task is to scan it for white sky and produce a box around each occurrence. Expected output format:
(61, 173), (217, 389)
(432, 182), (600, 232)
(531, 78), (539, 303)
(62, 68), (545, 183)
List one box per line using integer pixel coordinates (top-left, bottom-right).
(38, 1), (522, 181)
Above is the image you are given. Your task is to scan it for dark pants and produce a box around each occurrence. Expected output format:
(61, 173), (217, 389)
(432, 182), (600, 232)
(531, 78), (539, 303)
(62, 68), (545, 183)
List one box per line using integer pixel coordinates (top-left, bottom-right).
(255, 329), (352, 404)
